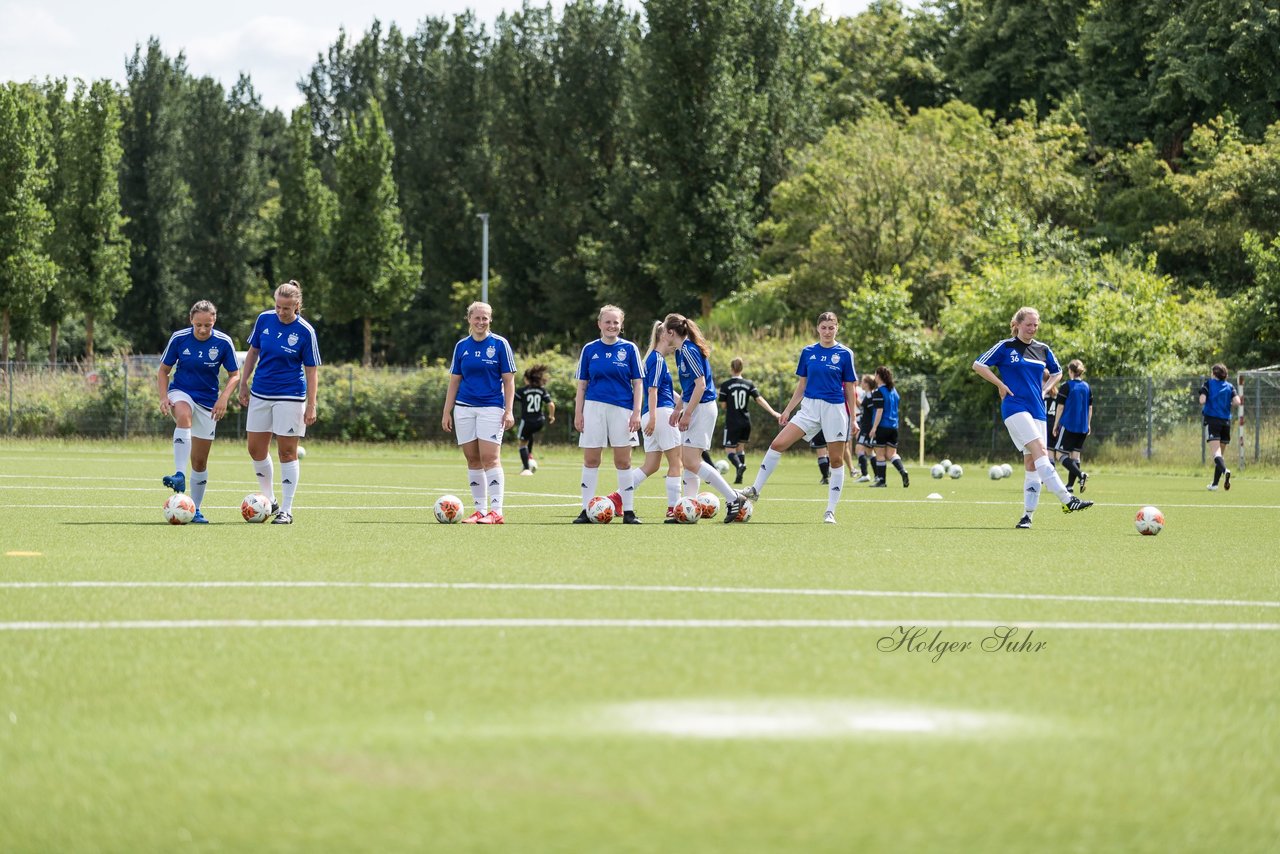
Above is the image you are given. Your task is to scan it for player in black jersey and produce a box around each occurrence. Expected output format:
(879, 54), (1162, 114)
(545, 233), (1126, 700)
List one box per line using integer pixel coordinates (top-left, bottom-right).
(853, 374), (876, 482)
(1043, 381), (1066, 467)
(718, 358), (781, 484)
(515, 364), (555, 475)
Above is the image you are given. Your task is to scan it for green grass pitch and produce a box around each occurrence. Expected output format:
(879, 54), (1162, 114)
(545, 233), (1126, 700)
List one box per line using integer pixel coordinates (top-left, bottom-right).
(1, 440), (1276, 852)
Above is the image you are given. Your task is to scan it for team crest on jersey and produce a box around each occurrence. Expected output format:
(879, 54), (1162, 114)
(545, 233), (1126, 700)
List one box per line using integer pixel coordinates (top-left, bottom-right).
(832, 353), (841, 364)
(486, 345), (496, 359)
(288, 333), (299, 347)
(616, 349), (626, 361)
(208, 346), (219, 360)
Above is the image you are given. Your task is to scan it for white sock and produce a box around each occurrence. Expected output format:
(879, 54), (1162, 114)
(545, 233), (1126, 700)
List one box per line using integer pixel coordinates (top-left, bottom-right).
(172, 428), (191, 474)
(279, 460), (300, 513)
(665, 476), (682, 507)
(619, 468), (635, 511)
(581, 466), (599, 510)
(1023, 470), (1041, 514)
(631, 470), (650, 490)
(751, 449), (783, 494)
(467, 468), (486, 512)
(1035, 455), (1072, 502)
(827, 466), (845, 513)
(698, 461), (737, 500)
(190, 469), (208, 510)
(682, 470), (700, 499)
(253, 455), (275, 503)
(485, 466), (504, 514)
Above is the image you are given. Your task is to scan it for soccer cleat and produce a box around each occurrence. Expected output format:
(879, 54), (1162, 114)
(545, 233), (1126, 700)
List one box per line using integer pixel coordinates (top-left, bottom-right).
(739, 486), (759, 503)
(823, 510), (837, 524)
(622, 510), (641, 524)
(1062, 496), (1093, 514)
(1078, 472), (1088, 493)
(461, 510), (487, 524)
(820, 476), (829, 485)
(572, 510), (592, 524)
(1016, 515), (1032, 529)
(190, 510), (209, 524)
(870, 480), (887, 488)
(270, 512), (293, 525)
(519, 469), (533, 476)
(270, 500), (280, 517)
(478, 511), (504, 525)
(607, 492), (623, 515)
(856, 475), (871, 483)
(723, 496), (744, 523)
(1224, 470), (1231, 491)
(162, 471), (186, 493)
(1206, 484), (1218, 491)
(901, 471), (910, 487)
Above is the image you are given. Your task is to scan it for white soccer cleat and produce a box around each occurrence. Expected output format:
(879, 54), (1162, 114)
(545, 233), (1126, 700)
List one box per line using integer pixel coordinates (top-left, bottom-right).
(823, 510), (836, 524)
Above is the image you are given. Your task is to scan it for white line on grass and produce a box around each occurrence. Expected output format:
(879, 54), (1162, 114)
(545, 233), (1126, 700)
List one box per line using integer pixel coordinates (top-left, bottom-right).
(1, 580), (1275, 609)
(0, 618), (1276, 632)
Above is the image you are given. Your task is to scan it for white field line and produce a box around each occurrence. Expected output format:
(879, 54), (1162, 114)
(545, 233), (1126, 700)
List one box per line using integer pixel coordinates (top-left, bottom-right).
(0, 618), (1276, 632)
(2, 580), (1276, 609)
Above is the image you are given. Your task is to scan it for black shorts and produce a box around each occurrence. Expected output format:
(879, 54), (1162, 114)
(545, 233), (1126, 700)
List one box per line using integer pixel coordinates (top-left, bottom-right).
(1053, 429), (1088, 454)
(809, 430), (827, 450)
(873, 426), (899, 448)
(1204, 418), (1230, 444)
(518, 417), (545, 441)
(723, 418), (751, 447)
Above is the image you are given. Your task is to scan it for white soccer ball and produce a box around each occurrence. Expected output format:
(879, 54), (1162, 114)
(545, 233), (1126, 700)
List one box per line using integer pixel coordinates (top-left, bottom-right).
(989, 465), (1003, 480)
(949, 464), (964, 479)
(1000, 463), (1013, 478)
(587, 496), (615, 524)
(940, 458), (953, 473)
(296, 445), (307, 458)
(931, 464), (945, 479)
(715, 459), (730, 475)
(695, 491), (720, 519)
(241, 493), (271, 523)
(1135, 506), (1165, 536)
(433, 494), (464, 524)
(163, 493), (196, 525)
(673, 496), (701, 524)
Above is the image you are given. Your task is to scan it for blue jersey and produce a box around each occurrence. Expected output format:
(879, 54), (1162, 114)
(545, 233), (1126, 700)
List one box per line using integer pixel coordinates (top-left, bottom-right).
(975, 337), (1060, 420)
(869, 385), (899, 428)
(642, 350), (675, 415)
(577, 338), (644, 408)
(161, 328), (239, 410)
(675, 341), (717, 404)
(1200, 378), (1236, 420)
(247, 311), (321, 400)
(1059, 379), (1091, 433)
(449, 334), (516, 407)
(797, 341), (856, 404)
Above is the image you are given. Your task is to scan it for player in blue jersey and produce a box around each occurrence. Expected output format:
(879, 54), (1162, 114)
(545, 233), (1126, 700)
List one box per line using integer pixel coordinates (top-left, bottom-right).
(622, 321), (685, 521)
(1199, 363), (1241, 491)
(663, 313), (743, 511)
(515, 364), (555, 476)
(442, 301), (517, 523)
(236, 281), (321, 525)
(719, 358), (781, 485)
(156, 300), (241, 523)
(867, 366), (910, 488)
(973, 306), (1091, 528)
(733, 311), (858, 524)
(573, 305), (644, 523)
(853, 374), (876, 482)
(1051, 359), (1092, 492)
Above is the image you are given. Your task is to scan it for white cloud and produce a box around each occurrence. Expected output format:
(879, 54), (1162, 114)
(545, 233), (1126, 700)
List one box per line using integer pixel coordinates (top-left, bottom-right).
(182, 15), (338, 111)
(0, 2), (76, 48)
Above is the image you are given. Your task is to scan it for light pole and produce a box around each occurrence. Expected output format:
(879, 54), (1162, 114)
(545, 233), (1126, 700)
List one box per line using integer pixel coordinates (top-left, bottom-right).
(477, 212), (490, 304)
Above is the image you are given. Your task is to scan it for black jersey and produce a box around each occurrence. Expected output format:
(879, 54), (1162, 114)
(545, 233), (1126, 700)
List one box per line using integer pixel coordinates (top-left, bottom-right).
(719, 377), (760, 421)
(517, 385), (552, 422)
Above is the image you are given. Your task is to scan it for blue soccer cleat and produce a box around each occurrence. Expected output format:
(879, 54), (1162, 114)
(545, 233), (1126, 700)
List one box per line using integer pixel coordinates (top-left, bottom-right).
(162, 471), (186, 493)
(190, 510), (209, 524)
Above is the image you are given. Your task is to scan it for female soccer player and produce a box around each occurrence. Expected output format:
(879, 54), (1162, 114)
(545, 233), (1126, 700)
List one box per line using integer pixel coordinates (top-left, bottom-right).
(663, 313), (742, 510)
(1052, 359), (1092, 492)
(867, 366), (910, 488)
(733, 311), (858, 524)
(972, 306), (1091, 529)
(515, 364), (555, 476)
(237, 281), (321, 525)
(627, 321), (684, 521)
(1200, 363), (1242, 491)
(442, 301), (517, 523)
(719, 357), (781, 485)
(853, 373), (876, 482)
(157, 300), (240, 523)
(573, 305), (644, 523)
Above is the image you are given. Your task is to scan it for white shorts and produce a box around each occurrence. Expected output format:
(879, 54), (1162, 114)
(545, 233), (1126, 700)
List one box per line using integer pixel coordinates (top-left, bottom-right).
(1005, 411), (1047, 454)
(680, 402), (718, 451)
(642, 406), (680, 453)
(788, 398), (850, 444)
(454, 405), (505, 445)
(167, 390), (217, 440)
(246, 396), (307, 437)
(579, 400), (636, 448)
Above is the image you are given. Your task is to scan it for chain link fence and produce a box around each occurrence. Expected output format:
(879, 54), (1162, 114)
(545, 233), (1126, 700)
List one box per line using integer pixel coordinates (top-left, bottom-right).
(5, 360), (1280, 466)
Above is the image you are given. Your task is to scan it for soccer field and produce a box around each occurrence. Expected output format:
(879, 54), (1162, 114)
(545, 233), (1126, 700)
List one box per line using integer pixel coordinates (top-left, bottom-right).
(1, 440), (1276, 853)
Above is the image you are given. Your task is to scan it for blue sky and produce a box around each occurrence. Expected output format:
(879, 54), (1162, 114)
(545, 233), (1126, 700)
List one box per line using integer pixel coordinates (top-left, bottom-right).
(1, 0), (885, 112)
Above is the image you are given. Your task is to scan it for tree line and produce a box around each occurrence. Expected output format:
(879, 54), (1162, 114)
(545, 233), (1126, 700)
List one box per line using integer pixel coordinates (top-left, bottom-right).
(2, 0), (1278, 372)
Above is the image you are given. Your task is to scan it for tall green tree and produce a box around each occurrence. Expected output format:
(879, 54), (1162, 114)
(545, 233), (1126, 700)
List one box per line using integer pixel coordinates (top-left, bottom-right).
(0, 83), (57, 364)
(276, 106), (335, 322)
(328, 100), (421, 366)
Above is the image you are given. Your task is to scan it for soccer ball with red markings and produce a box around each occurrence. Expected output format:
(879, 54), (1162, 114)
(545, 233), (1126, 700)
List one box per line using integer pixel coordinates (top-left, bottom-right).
(695, 491), (720, 519)
(1134, 506), (1164, 536)
(241, 493), (271, 523)
(433, 494), (464, 524)
(672, 496), (701, 524)
(727, 499), (754, 523)
(587, 496), (615, 524)
(163, 493), (196, 525)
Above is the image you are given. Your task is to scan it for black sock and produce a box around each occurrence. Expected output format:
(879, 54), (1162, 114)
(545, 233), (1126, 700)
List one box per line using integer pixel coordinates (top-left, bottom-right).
(875, 461), (887, 481)
(818, 456), (830, 479)
(729, 452), (742, 468)
(1062, 457), (1081, 487)
(858, 454), (868, 476)
(519, 447), (530, 470)
(1213, 456), (1225, 484)
(701, 450), (713, 466)
(891, 457), (906, 474)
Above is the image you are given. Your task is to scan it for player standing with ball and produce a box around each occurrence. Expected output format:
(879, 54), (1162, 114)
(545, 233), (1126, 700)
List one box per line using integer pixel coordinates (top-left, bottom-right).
(442, 301), (517, 523)
(972, 306), (1091, 529)
(157, 300), (241, 523)
(237, 281), (320, 525)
